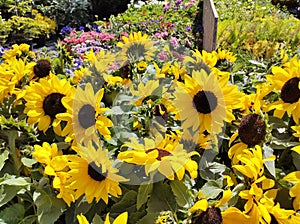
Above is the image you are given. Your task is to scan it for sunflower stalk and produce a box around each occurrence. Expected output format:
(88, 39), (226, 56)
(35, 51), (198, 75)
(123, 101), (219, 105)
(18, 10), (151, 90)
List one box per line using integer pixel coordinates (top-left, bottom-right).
(5, 130), (22, 175)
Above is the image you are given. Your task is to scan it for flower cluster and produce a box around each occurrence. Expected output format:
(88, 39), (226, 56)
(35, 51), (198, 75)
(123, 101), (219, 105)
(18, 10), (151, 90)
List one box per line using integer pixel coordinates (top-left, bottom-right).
(0, 6), (300, 223)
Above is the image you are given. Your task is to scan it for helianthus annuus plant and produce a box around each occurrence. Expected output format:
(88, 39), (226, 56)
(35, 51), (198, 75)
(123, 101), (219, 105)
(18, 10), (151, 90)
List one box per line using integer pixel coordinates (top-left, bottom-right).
(174, 69), (244, 134)
(56, 83), (113, 144)
(23, 75), (75, 134)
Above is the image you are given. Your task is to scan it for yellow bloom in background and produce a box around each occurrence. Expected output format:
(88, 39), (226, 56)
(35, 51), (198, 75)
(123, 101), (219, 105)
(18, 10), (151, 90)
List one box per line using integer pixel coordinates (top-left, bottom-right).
(63, 143), (128, 204)
(2, 43), (32, 60)
(174, 69), (243, 134)
(85, 49), (116, 74)
(69, 67), (90, 85)
(23, 75), (74, 134)
(116, 31), (155, 63)
(212, 48), (236, 63)
(104, 212), (128, 224)
(266, 56), (300, 123)
(184, 49), (218, 70)
(118, 132), (199, 180)
(56, 83), (113, 144)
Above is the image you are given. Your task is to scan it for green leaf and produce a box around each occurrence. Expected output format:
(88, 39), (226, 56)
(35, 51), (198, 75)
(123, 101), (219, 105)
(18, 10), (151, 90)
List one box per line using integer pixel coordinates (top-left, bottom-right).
(136, 212), (160, 224)
(263, 145), (276, 177)
(110, 190), (137, 214)
(0, 185), (24, 207)
(170, 180), (191, 207)
(0, 204), (25, 224)
(0, 176), (30, 186)
(147, 181), (177, 213)
(0, 151), (9, 171)
(21, 158), (37, 168)
(92, 214), (103, 224)
(33, 189), (66, 224)
(136, 183), (153, 210)
(201, 180), (223, 200)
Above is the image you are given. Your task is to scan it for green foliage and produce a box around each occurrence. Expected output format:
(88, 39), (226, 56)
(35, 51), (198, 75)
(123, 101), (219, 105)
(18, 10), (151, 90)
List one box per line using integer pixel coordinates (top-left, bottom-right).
(215, 0), (300, 60)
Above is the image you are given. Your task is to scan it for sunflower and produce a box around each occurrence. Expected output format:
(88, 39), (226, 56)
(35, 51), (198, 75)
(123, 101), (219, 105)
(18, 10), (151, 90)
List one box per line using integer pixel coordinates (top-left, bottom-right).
(174, 69), (243, 134)
(56, 83), (113, 144)
(76, 212), (128, 224)
(118, 132), (199, 181)
(116, 32), (155, 63)
(228, 113), (267, 164)
(265, 56), (300, 123)
(63, 143), (128, 204)
(23, 75), (74, 134)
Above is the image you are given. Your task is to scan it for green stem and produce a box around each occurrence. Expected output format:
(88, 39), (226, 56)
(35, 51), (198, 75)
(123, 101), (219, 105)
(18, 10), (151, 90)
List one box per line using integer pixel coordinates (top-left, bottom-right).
(7, 130), (22, 176)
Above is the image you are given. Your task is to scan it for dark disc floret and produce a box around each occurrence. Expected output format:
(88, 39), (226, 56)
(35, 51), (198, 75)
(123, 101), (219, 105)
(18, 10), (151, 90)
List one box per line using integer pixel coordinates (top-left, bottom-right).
(193, 90), (218, 114)
(192, 207), (222, 224)
(78, 104), (96, 129)
(146, 148), (171, 161)
(238, 114), (266, 146)
(88, 162), (107, 182)
(34, 59), (51, 78)
(43, 93), (66, 118)
(280, 77), (300, 103)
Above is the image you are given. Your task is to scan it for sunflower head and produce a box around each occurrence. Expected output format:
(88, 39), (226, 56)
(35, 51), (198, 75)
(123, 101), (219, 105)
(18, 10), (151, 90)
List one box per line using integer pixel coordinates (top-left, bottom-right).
(43, 92), (66, 118)
(238, 114), (266, 147)
(34, 59), (51, 78)
(193, 90), (218, 114)
(280, 77), (300, 103)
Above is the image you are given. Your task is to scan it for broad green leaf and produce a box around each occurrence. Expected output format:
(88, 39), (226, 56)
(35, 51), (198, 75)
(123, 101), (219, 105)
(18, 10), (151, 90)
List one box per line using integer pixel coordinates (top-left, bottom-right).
(92, 214), (103, 224)
(0, 185), (25, 207)
(0, 176), (30, 186)
(33, 189), (66, 224)
(0, 204), (25, 224)
(21, 158), (37, 168)
(147, 182), (177, 213)
(136, 183), (153, 210)
(110, 190), (137, 214)
(201, 180), (223, 200)
(170, 180), (191, 207)
(136, 212), (160, 224)
(0, 151), (9, 171)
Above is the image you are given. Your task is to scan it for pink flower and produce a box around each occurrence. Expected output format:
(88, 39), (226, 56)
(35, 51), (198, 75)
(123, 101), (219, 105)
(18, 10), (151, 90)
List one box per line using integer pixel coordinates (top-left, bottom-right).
(170, 37), (179, 48)
(157, 51), (168, 61)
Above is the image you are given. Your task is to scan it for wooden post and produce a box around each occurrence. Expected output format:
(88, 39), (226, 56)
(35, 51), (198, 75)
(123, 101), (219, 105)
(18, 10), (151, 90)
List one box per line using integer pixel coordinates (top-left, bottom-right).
(203, 0), (218, 52)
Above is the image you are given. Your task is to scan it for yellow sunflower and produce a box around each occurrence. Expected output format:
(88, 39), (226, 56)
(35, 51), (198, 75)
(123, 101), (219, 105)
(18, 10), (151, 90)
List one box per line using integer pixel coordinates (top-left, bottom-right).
(84, 49), (116, 74)
(118, 132), (199, 180)
(265, 56), (300, 123)
(63, 143), (128, 204)
(77, 212), (128, 224)
(174, 69), (243, 134)
(116, 32), (155, 63)
(23, 75), (74, 134)
(56, 83), (113, 144)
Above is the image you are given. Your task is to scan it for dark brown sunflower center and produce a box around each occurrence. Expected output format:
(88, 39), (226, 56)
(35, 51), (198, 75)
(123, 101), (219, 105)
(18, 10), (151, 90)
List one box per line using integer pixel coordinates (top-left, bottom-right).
(280, 77), (300, 103)
(88, 162), (107, 182)
(146, 148), (172, 161)
(153, 104), (168, 122)
(193, 90), (218, 114)
(192, 207), (222, 224)
(34, 59), (51, 78)
(238, 114), (266, 146)
(78, 104), (96, 129)
(43, 93), (66, 118)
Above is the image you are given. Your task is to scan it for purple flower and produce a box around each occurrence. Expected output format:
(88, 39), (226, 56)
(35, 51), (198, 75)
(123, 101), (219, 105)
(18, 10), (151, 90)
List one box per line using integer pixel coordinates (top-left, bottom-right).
(175, 0), (182, 5)
(164, 2), (171, 11)
(157, 51), (168, 61)
(186, 25), (192, 31)
(170, 37), (179, 48)
(60, 26), (73, 36)
(79, 26), (85, 31)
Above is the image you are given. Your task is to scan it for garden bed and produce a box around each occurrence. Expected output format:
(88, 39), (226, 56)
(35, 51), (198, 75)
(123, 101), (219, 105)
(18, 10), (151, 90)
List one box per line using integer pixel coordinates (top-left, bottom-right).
(0, 0), (300, 224)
